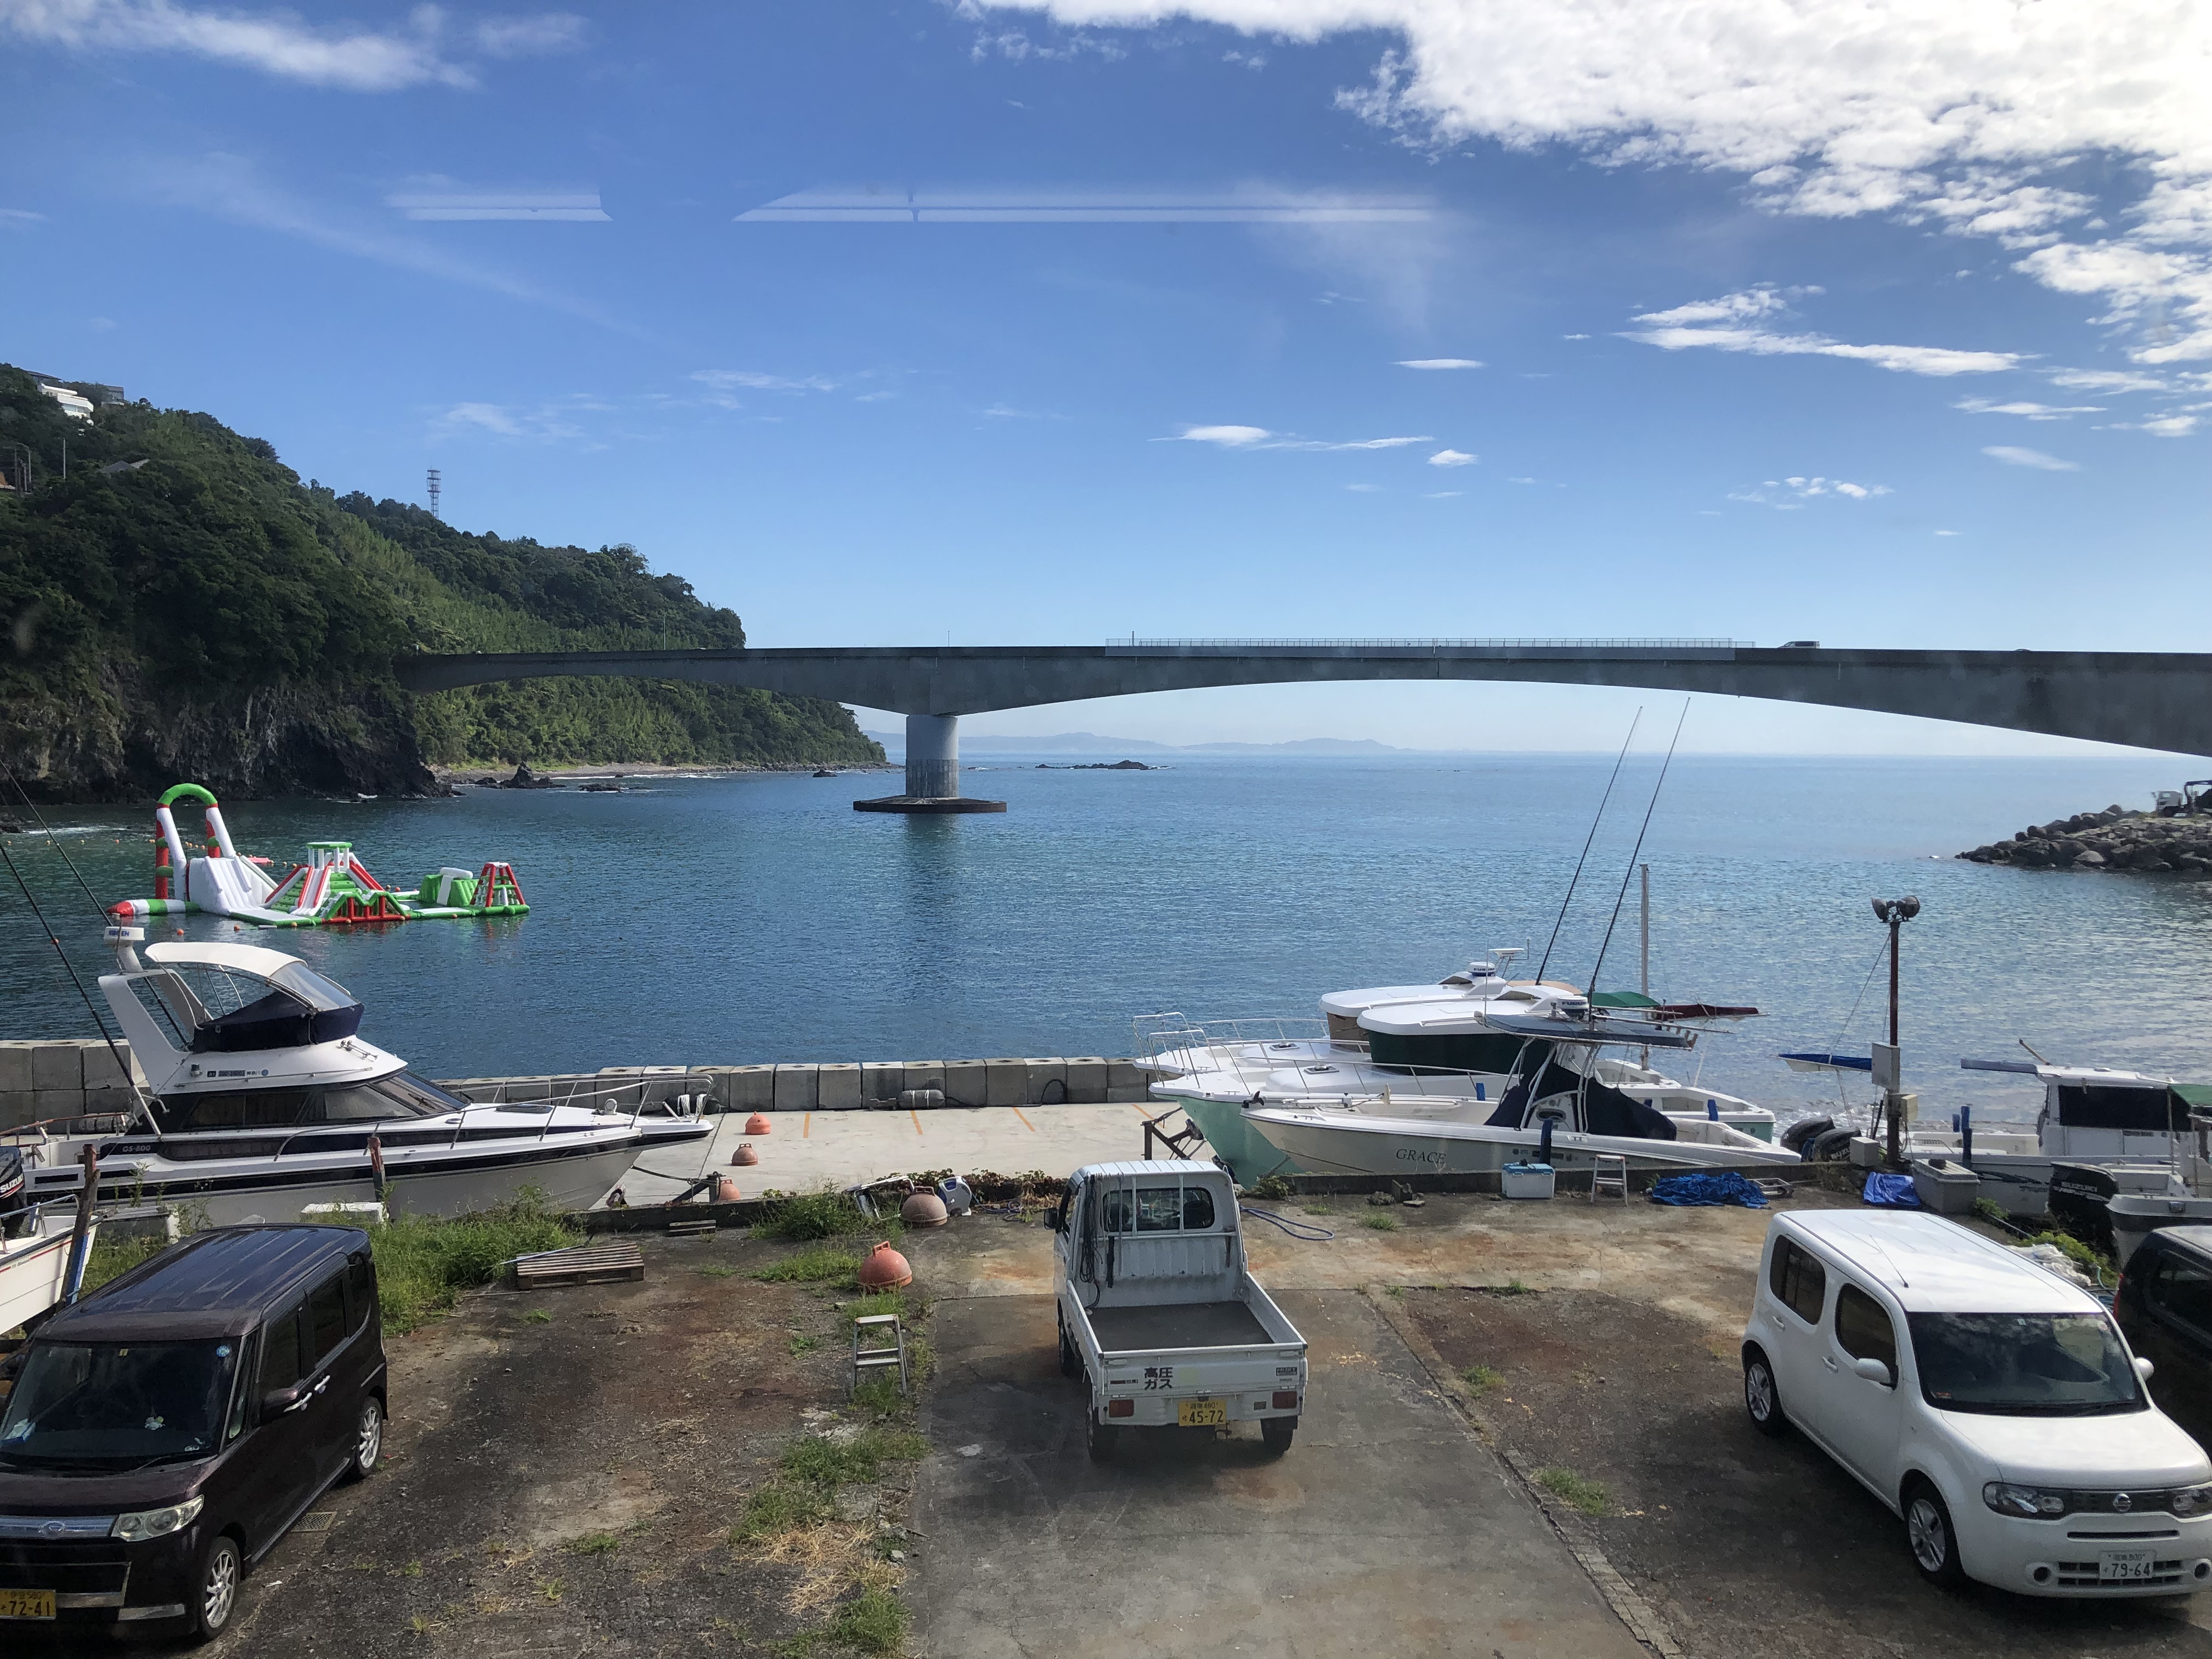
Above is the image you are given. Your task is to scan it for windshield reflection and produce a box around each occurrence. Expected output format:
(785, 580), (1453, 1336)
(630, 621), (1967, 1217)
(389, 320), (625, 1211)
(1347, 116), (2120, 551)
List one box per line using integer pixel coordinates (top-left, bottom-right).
(0, 1339), (239, 1466)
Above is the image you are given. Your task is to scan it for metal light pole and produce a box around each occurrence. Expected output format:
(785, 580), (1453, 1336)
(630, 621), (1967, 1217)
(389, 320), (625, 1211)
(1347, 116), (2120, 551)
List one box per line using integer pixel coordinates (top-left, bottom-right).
(1872, 895), (1922, 1163)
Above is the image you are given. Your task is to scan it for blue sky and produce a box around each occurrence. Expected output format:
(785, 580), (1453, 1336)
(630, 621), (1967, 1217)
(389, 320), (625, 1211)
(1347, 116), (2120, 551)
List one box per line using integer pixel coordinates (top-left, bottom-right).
(3, 1), (2207, 753)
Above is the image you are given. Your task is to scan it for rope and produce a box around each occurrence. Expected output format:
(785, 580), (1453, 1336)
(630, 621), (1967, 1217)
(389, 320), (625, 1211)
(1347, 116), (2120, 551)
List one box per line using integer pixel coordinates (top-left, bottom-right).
(1536, 710), (1641, 983)
(1239, 1205), (1336, 1240)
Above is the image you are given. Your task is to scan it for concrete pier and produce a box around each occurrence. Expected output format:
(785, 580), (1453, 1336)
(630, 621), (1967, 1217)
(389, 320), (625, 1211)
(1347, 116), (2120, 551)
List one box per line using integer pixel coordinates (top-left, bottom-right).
(853, 711), (1006, 814)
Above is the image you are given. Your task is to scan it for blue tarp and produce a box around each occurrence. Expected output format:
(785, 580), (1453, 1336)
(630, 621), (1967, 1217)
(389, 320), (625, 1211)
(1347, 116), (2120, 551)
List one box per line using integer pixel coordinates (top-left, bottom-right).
(1649, 1171), (1769, 1209)
(1862, 1171), (1922, 1209)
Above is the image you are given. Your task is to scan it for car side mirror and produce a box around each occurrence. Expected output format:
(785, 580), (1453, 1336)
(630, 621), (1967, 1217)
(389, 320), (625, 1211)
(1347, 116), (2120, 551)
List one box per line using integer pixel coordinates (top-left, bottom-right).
(2136, 1356), (2157, 1382)
(1852, 1356), (1894, 1387)
(261, 1384), (303, 1418)
(1047, 1209), (1064, 1233)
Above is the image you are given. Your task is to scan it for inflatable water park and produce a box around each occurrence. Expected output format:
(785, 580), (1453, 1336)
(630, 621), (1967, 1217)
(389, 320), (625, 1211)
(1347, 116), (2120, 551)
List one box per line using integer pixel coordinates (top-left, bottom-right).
(109, 782), (529, 929)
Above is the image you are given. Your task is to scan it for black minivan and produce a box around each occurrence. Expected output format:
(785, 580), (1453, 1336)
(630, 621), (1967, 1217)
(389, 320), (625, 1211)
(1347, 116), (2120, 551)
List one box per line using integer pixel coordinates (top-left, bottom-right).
(0, 1225), (386, 1642)
(2115, 1223), (2212, 1449)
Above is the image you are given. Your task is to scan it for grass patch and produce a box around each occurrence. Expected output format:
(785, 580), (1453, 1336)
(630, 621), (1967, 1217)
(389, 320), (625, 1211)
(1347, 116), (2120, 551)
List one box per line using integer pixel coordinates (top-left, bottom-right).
(1972, 1197), (2010, 1225)
(789, 1333), (823, 1355)
(780, 1426), (929, 1489)
(699, 1264), (736, 1278)
(851, 1375), (905, 1418)
(1301, 1199), (1338, 1216)
(840, 1289), (907, 1328)
(523, 1309), (551, 1324)
(368, 1189), (579, 1333)
(1361, 1213), (1400, 1232)
(751, 1243), (864, 1289)
(1462, 1364), (1504, 1394)
(731, 1482), (830, 1544)
(824, 1586), (909, 1656)
(1248, 1175), (1294, 1201)
(755, 1190), (885, 1242)
(78, 1229), (168, 1296)
(1534, 1466), (1610, 1516)
(567, 1532), (620, 1556)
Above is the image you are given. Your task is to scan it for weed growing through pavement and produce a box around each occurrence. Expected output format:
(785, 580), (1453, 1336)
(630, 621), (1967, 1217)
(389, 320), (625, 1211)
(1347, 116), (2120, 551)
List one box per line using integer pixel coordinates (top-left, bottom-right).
(1362, 1213), (1400, 1232)
(1462, 1364), (1504, 1394)
(789, 1333), (822, 1355)
(1385, 1284), (1406, 1300)
(751, 1244), (864, 1289)
(539, 1577), (565, 1604)
(399, 1559), (424, 1578)
(1301, 1200), (1337, 1216)
(1535, 1466), (1610, 1515)
(568, 1532), (620, 1556)
(523, 1309), (551, 1324)
(755, 1189), (903, 1243)
(701, 1265), (737, 1278)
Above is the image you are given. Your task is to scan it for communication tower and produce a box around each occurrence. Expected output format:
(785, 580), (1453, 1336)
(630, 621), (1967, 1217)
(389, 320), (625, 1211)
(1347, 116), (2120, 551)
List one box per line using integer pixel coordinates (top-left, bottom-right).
(426, 467), (442, 518)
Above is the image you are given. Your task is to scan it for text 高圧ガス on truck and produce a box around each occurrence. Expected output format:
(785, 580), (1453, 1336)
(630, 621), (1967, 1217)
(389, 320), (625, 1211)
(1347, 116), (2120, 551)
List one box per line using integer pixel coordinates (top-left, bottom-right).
(1050, 1160), (1308, 1460)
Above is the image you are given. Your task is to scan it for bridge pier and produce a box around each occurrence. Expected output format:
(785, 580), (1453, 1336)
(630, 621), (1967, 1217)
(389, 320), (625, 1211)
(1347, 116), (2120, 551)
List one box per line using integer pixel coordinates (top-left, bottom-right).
(854, 712), (1007, 814)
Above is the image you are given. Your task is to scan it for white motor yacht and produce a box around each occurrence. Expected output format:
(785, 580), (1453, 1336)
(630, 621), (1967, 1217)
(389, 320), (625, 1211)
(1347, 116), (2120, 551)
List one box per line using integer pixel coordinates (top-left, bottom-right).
(1139, 952), (1778, 1181)
(3, 932), (710, 1228)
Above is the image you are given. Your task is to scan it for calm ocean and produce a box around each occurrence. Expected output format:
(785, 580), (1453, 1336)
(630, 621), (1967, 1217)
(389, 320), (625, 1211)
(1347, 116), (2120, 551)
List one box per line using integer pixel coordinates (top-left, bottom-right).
(4, 753), (2208, 1133)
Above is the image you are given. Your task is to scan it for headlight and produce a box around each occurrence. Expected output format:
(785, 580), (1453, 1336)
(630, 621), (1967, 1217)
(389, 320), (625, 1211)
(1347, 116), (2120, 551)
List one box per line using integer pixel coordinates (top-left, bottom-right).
(1983, 1482), (2068, 1519)
(111, 1497), (203, 1542)
(2171, 1483), (2212, 1518)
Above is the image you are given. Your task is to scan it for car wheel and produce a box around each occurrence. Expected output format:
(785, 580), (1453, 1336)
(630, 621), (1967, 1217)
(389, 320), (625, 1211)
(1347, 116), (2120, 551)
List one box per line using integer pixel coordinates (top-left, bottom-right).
(1261, 1418), (1296, 1456)
(1905, 1483), (1967, 1588)
(344, 1396), (385, 1481)
(189, 1534), (241, 1645)
(1085, 1409), (1118, 1462)
(1742, 1350), (1787, 1437)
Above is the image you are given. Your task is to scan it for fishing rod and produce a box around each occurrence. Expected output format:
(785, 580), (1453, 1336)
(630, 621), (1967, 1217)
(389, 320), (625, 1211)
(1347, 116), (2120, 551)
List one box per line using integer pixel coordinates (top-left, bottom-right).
(1534, 709), (1641, 984)
(1589, 700), (1690, 992)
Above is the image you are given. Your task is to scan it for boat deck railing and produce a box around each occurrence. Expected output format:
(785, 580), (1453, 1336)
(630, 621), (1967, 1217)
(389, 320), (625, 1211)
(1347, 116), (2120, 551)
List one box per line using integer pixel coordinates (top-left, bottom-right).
(1134, 1012), (1511, 1102)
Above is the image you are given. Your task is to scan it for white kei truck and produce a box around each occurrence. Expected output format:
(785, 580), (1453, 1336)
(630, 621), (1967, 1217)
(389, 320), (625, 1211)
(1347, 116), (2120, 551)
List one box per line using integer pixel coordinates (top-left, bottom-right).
(1050, 1160), (1309, 1460)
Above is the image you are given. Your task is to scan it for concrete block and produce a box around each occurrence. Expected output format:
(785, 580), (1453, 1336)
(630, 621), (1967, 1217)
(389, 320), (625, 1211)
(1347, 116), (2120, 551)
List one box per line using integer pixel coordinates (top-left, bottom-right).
(37, 1089), (87, 1118)
(1105, 1059), (1146, 1092)
(901, 1061), (946, 1094)
(774, 1064), (819, 1111)
(32, 1044), (84, 1092)
(817, 1063), (863, 1110)
(984, 1059), (1028, 1107)
(1023, 1058), (1068, 1104)
(725, 1066), (776, 1110)
(0, 1042), (33, 1093)
(860, 1062), (903, 1103)
(637, 1065), (689, 1105)
(1107, 1085), (1151, 1103)
(0, 1091), (38, 1131)
(1063, 1058), (1109, 1104)
(940, 1059), (986, 1108)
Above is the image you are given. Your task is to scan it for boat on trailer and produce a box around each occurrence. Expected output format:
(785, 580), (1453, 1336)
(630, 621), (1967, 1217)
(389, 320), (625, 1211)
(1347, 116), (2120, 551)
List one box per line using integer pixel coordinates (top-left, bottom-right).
(2, 931), (710, 1229)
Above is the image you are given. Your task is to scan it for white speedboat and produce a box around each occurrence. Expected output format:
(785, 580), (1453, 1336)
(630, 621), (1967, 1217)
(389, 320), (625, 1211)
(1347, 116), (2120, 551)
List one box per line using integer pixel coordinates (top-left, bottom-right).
(0, 1150), (88, 1334)
(1243, 1003), (1798, 1178)
(3, 933), (710, 1228)
(1139, 953), (1778, 1181)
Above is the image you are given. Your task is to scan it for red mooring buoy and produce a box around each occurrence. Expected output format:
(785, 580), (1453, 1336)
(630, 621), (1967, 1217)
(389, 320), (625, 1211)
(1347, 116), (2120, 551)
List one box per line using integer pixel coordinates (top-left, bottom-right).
(857, 1241), (913, 1290)
(746, 1113), (773, 1136)
(733, 1143), (760, 1166)
(900, 1190), (950, 1228)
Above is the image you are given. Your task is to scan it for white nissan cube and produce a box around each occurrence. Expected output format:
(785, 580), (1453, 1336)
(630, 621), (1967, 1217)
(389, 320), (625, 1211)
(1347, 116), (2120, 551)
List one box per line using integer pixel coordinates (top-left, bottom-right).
(1742, 1209), (2212, 1596)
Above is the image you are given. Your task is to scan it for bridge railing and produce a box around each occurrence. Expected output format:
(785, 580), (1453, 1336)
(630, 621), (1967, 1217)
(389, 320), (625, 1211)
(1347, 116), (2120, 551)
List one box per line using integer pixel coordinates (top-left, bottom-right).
(1109, 636), (1753, 650)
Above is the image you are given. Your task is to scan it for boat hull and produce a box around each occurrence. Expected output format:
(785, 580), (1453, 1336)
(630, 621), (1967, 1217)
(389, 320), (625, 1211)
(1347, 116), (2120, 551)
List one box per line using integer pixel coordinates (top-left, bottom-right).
(1165, 1094), (1306, 1182)
(1246, 1107), (1801, 1178)
(0, 1224), (80, 1334)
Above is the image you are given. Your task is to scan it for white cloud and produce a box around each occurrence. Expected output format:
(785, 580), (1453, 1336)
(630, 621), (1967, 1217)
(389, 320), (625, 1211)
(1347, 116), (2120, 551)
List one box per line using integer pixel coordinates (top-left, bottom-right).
(387, 185), (608, 222)
(691, 370), (840, 402)
(2113, 413), (2199, 437)
(1562, 332), (1590, 340)
(0, 207), (45, 226)
(1934, 529), (1961, 535)
(1396, 357), (1483, 369)
(438, 402), (523, 437)
(1953, 397), (2102, 420)
(1730, 475), (1893, 506)
(1345, 482), (1381, 491)
(1427, 448), (1476, 466)
(1983, 445), (2080, 470)
(0, 2), (582, 89)
(1166, 424), (1431, 450)
(2047, 368), (2166, 393)
(1624, 287), (2018, 376)
(1423, 489), (1462, 497)
(978, 0), (2212, 362)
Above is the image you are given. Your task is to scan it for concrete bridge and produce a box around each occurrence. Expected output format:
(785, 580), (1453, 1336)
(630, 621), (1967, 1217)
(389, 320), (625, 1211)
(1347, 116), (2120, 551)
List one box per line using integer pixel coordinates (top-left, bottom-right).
(393, 639), (2212, 810)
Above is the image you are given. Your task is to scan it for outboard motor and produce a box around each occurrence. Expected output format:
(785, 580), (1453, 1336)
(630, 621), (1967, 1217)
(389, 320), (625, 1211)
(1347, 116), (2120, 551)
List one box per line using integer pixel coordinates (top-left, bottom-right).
(0, 1145), (31, 1239)
(1780, 1115), (1834, 1155)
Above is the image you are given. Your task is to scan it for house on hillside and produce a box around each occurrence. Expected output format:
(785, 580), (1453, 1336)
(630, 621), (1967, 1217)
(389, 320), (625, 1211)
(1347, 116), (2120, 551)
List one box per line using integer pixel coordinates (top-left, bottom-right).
(36, 382), (95, 421)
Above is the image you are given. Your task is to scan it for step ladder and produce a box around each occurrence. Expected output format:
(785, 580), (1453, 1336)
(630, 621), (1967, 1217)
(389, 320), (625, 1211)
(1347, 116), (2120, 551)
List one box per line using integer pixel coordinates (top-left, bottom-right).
(852, 1312), (910, 1397)
(1590, 1153), (1630, 1204)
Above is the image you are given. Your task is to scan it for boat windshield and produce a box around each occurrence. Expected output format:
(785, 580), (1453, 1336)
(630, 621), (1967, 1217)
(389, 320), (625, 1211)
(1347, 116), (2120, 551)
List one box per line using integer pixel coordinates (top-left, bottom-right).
(268, 961), (359, 1012)
(154, 1071), (466, 1132)
(0, 1339), (239, 1468)
(1908, 1312), (2145, 1416)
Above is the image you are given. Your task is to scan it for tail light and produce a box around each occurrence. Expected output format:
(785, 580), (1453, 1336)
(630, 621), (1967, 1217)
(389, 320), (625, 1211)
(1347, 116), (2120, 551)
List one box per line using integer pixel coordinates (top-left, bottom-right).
(1272, 1391), (1300, 1410)
(1108, 1398), (1133, 1418)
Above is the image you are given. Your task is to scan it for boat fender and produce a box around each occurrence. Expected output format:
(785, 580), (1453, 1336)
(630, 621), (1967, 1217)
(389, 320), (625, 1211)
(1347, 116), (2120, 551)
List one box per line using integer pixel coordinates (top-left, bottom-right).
(1780, 1115), (1834, 1154)
(1807, 1127), (1860, 1162)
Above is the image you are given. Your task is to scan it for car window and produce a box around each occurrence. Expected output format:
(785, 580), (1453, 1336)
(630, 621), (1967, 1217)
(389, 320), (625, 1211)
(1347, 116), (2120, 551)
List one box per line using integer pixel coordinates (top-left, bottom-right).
(260, 1305), (303, 1393)
(346, 1256), (375, 1332)
(224, 1331), (258, 1442)
(304, 1272), (349, 1368)
(2149, 1252), (2212, 1334)
(1835, 1283), (1899, 1376)
(1769, 1237), (1827, 1324)
(1101, 1183), (1217, 1232)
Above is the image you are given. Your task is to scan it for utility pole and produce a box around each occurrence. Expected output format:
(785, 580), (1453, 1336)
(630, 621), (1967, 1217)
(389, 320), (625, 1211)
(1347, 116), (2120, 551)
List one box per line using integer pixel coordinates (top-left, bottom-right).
(1872, 895), (1922, 1163)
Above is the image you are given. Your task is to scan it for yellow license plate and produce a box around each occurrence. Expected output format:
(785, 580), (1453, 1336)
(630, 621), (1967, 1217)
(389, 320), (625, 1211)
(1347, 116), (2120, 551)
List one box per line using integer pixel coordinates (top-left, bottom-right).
(1177, 1398), (1228, 1427)
(0, 1588), (55, 1620)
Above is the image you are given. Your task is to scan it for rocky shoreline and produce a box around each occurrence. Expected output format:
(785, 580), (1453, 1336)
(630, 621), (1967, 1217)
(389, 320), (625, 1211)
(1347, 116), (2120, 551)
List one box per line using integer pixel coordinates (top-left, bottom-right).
(1959, 805), (2212, 873)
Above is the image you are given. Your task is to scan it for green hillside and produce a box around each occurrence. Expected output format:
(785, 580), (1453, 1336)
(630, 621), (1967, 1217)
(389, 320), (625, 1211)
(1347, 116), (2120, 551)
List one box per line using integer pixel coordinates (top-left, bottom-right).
(0, 364), (882, 800)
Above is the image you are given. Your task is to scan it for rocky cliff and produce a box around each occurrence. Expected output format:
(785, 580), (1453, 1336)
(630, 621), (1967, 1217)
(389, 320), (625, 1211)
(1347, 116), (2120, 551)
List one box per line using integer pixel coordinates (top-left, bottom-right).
(1958, 806), (2212, 873)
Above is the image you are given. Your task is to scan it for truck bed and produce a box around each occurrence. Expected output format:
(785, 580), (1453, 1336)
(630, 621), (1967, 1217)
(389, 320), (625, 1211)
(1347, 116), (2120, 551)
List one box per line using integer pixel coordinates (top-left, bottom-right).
(1089, 1300), (1276, 1353)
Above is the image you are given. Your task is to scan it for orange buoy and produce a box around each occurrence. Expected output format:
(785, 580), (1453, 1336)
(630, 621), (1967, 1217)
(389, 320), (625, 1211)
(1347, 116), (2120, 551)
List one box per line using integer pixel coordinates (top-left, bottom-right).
(745, 1113), (773, 1136)
(900, 1190), (949, 1228)
(857, 1241), (912, 1290)
(733, 1143), (760, 1166)
(713, 1173), (742, 1203)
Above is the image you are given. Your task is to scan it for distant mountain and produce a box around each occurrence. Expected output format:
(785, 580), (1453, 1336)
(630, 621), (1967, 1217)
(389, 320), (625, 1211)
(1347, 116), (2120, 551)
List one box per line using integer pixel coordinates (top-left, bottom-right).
(864, 730), (1409, 757)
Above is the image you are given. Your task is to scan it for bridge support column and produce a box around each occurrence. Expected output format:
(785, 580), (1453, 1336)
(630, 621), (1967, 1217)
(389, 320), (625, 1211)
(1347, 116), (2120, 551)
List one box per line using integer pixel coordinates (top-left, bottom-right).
(853, 713), (1007, 814)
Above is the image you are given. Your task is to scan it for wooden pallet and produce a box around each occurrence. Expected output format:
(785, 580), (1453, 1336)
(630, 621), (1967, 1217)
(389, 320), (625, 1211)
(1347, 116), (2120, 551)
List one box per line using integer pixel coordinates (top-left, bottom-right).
(508, 1242), (645, 1289)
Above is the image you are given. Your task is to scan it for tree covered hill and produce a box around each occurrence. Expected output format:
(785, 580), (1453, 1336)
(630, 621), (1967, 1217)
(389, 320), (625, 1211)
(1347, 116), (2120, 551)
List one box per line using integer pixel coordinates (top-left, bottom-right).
(0, 364), (882, 800)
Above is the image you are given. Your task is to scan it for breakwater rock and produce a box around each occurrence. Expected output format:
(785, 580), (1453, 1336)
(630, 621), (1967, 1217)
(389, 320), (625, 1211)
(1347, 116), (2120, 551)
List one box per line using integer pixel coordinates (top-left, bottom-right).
(1959, 806), (2212, 873)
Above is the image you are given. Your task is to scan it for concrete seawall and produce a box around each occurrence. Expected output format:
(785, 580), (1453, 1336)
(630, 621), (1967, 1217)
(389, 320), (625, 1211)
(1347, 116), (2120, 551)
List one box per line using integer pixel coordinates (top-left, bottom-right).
(0, 1043), (1151, 1129)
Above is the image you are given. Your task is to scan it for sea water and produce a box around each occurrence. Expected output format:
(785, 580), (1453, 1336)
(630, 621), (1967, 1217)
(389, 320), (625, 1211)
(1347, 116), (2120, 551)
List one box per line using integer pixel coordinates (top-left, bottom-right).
(4, 753), (2208, 1133)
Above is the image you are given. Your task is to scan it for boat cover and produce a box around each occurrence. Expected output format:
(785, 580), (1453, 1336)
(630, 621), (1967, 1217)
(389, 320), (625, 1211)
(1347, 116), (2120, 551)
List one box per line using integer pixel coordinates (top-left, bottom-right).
(189, 988), (364, 1053)
(1861, 1171), (1921, 1209)
(1484, 1052), (1679, 1140)
(1648, 1171), (1767, 1208)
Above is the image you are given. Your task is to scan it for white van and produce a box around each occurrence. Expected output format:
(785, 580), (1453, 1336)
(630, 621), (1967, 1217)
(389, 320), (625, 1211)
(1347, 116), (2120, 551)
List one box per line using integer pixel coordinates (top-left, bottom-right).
(1741, 1209), (2212, 1596)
